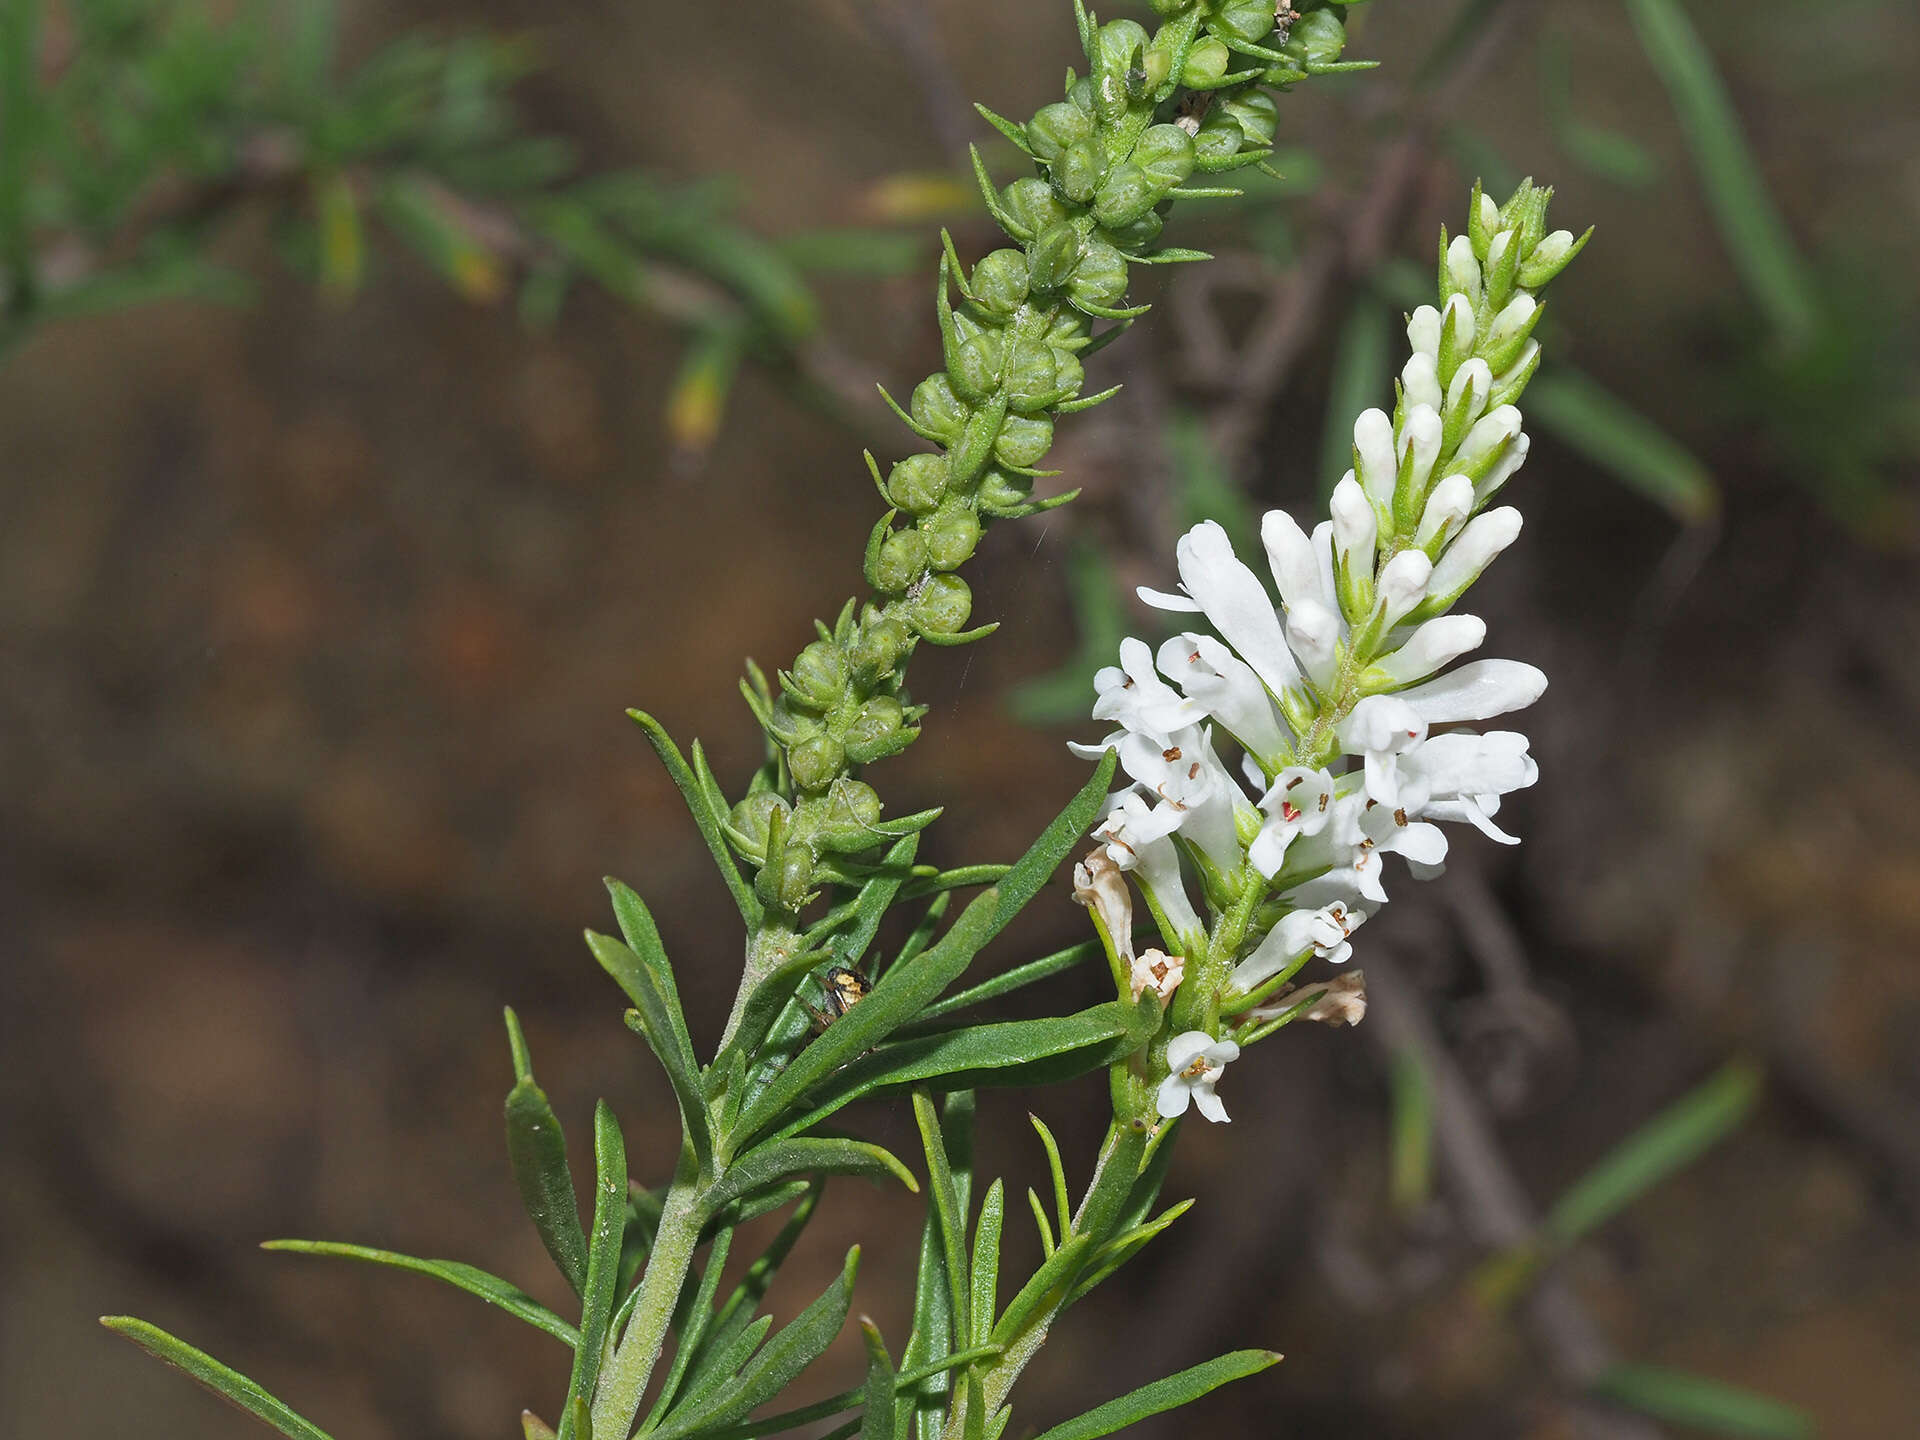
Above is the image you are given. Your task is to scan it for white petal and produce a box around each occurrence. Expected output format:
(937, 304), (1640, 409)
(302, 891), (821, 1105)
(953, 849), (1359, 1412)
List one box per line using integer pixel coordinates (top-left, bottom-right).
(1284, 599), (1341, 688)
(1457, 405), (1523, 473)
(1397, 405), (1443, 503)
(1136, 585), (1203, 613)
(1475, 431), (1531, 507)
(1159, 633), (1289, 763)
(1426, 796), (1523, 844)
(1165, 1030), (1214, 1071)
(1353, 408), (1397, 508)
(1407, 304), (1442, 360)
(1177, 521), (1299, 699)
(1375, 548), (1433, 629)
(1232, 909), (1319, 989)
(1206, 1039), (1242, 1065)
(1192, 1085), (1230, 1124)
(1440, 293), (1477, 354)
(1067, 738), (1119, 760)
(1388, 819), (1450, 866)
(1156, 1073), (1193, 1119)
(1398, 659), (1547, 724)
(1260, 508), (1323, 615)
(1445, 359), (1493, 434)
(1446, 233), (1482, 299)
(1429, 507), (1522, 602)
(1329, 475), (1377, 571)
(1489, 295), (1537, 348)
(1372, 614), (1486, 685)
(1477, 192), (1503, 240)
(1404, 730), (1536, 798)
(1401, 352), (1442, 415)
(1416, 473), (1476, 549)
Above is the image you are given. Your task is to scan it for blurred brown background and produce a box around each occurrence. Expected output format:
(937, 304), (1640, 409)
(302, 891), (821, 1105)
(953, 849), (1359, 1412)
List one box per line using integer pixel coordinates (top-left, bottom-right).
(3, 1), (1918, 1437)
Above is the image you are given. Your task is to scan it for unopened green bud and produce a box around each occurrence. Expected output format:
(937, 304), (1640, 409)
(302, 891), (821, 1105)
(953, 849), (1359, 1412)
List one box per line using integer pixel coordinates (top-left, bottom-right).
(912, 573), (973, 635)
(815, 778), (885, 850)
(1068, 239), (1129, 308)
(851, 614), (909, 681)
(728, 790), (788, 858)
(844, 696), (910, 764)
(1003, 335), (1061, 411)
(1283, 9), (1346, 66)
(1182, 37), (1231, 87)
(1093, 163), (1159, 230)
(772, 839), (817, 910)
(1210, 0), (1277, 45)
(1094, 21), (1152, 121)
(870, 527), (929, 593)
(972, 248), (1031, 316)
(948, 334), (1003, 403)
(977, 468), (1033, 511)
(1194, 107), (1248, 165)
(1048, 346), (1085, 398)
(1101, 210), (1164, 253)
(1056, 138), (1106, 205)
(1220, 89), (1277, 147)
(994, 414), (1054, 468)
(911, 373), (965, 441)
(889, 452), (949, 514)
(1027, 101), (1095, 163)
(1047, 310), (1091, 348)
(921, 501), (982, 571)
(1002, 178), (1073, 237)
(1029, 223), (1082, 292)
(791, 639), (847, 706)
(1135, 124), (1196, 188)
(788, 733), (846, 793)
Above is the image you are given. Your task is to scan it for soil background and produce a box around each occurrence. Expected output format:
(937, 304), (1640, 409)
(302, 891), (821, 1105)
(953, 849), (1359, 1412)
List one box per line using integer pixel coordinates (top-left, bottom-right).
(4, 2), (1918, 1437)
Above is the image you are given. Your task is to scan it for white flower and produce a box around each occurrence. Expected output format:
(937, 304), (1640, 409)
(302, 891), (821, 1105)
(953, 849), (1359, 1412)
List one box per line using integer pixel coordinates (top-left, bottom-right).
(1129, 948), (1185, 1004)
(1336, 696), (1428, 807)
(1155, 634), (1290, 768)
(1156, 1031), (1240, 1123)
(1137, 520), (1300, 701)
(1114, 724), (1244, 875)
(1398, 729), (1538, 843)
(1247, 765), (1336, 878)
(1092, 794), (1204, 947)
(1232, 901), (1367, 991)
(1089, 636), (1204, 738)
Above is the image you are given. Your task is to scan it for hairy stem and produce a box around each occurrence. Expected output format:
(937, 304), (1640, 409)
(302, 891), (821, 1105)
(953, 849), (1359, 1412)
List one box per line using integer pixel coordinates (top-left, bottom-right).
(592, 1181), (705, 1440)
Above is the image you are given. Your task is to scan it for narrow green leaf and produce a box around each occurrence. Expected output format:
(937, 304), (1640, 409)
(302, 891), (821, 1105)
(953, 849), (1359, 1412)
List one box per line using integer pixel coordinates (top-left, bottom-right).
(588, 929), (714, 1166)
(913, 1090), (973, 1344)
(628, 709), (762, 925)
(909, 941), (1104, 1027)
(981, 750), (1118, 946)
(560, 1103), (629, 1440)
(675, 1316), (775, 1419)
(1030, 1115), (1072, 1242)
(100, 1317), (334, 1440)
(836, 833), (921, 969)
(1545, 1059), (1761, 1248)
(654, 1248), (861, 1440)
(732, 888), (1002, 1145)
(1623, 0), (1819, 344)
(568, 1397), (594, 1440)
(503, 1012), (589, 1297)
(970, 1180), (1005, 1348)
(709, 1183), (822, 1339)
(1528, 370), (1717, 523)
(988, 1234), (1091, 1347)
(523, 1411), (558, 1440)
(1064, 1199), (1195, 1307)
(702, 1137), (918, 1216)
(260, 1241), (577, 1347)
(1026, 1188), (1056, 1258)
(1024, 1351), (1283, 1440)
(1590, 1365), (1813, 1439)
(902, 1197), (956, 1440)
(861, 1320), (900, 1440)
(767, 1006), (1134, 1144)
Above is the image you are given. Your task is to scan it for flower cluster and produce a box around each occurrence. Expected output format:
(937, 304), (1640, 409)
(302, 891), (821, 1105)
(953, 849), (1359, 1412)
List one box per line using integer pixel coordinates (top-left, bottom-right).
(1077, 181), (1589, 1119)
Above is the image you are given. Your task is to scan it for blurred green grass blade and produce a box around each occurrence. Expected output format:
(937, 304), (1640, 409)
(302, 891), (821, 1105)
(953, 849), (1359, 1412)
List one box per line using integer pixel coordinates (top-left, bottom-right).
(261, 1240), (579, 1345)
(1006, 540), (1127, 727)
(100, 1317), (335, 1440)
(1318, 298), (1394, 502)
(0, 0), (41, 307)
(1590, 1364), (1813, 1438)
(1545, 1058), (1761, 1247)
(1528, 369), (1719, 523)
(1623, 0), (1819, 344)
(1024, 1350), (1284, 1440)
(1388, 1049), (1434, 1215)
(1540, 30), (1660, 188)
(779, 228), (927, 277)
(1168, 411), (1259, 556)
